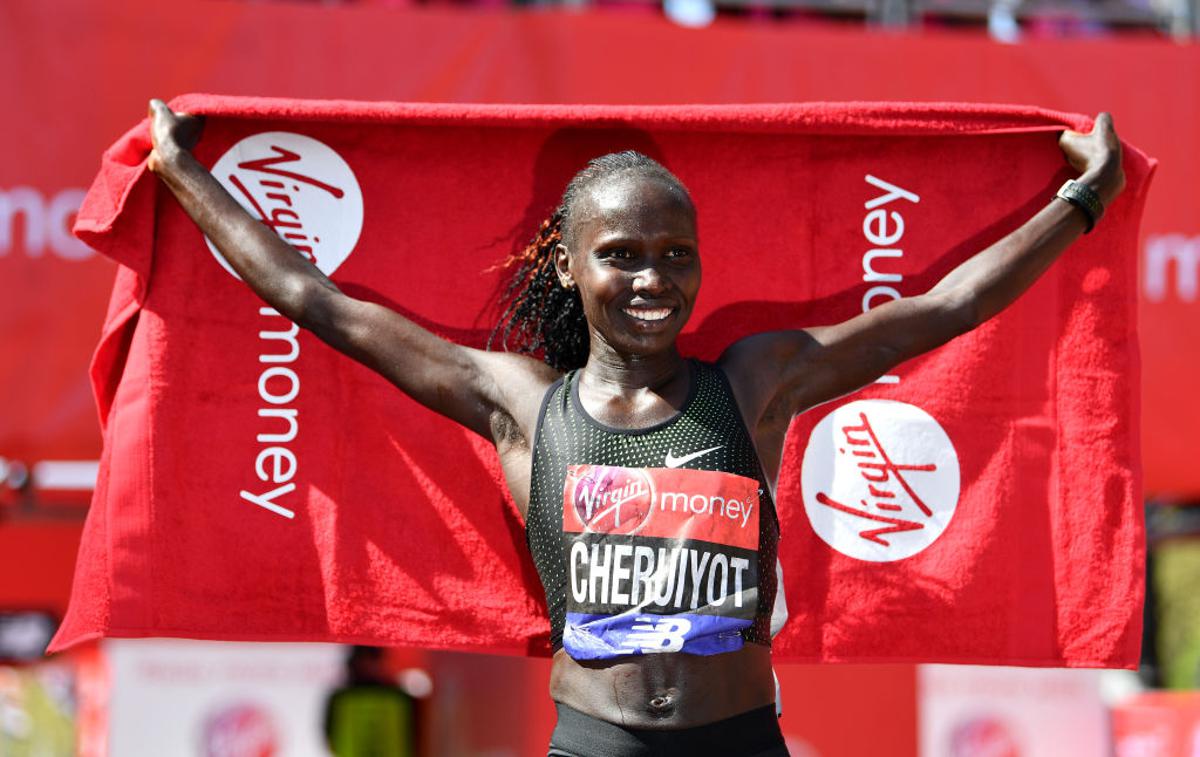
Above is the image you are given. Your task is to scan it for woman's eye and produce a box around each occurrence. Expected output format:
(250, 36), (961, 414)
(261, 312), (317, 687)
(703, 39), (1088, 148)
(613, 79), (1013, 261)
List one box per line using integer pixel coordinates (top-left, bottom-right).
(602, 247), (631, 259)
(667, 247), (692, 258)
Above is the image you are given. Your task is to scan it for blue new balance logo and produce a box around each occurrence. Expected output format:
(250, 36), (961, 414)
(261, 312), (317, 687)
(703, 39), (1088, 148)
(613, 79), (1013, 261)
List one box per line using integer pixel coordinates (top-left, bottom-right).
(619, 617), (692, 654)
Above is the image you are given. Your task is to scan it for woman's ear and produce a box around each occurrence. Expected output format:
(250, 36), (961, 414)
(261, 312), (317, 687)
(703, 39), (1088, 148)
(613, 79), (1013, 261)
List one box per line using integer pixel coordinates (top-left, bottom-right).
(554, 243), (575, 290)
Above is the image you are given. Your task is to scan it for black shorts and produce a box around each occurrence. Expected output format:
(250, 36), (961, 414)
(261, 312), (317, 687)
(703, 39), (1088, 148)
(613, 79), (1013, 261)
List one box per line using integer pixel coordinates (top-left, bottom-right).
(547, 703), (789, 757)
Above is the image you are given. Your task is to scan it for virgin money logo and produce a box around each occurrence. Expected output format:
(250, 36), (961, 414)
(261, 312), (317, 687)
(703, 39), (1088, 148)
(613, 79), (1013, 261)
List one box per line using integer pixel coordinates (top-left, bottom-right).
(201, 702), (279, 757)
(570, 466), (655, 535)
(950, 716), (1018, 757)
(206, 132), (363, 279)
(800, 399), (959, 562)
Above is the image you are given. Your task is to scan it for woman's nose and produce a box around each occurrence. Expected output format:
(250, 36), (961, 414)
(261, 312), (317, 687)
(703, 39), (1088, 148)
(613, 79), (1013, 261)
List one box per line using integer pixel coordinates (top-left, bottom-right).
(632, 265), (668, 295)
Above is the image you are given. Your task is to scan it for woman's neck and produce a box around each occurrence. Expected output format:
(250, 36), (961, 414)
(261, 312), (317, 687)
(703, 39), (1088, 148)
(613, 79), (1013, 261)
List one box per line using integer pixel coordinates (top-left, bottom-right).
(579, 339), (688, 397)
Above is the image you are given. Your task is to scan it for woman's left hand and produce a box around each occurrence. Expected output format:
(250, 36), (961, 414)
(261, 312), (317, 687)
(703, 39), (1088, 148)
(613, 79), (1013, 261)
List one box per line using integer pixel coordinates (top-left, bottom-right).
(1059, 112), (1125, 207)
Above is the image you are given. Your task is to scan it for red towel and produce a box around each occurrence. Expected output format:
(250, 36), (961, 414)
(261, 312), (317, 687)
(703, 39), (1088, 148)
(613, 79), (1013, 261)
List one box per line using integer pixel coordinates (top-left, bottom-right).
(51, 96), (1152, 667)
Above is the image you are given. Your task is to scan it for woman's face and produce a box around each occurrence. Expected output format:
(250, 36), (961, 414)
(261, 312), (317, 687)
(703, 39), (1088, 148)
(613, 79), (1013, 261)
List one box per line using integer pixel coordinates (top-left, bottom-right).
(557, 173), (701, 359)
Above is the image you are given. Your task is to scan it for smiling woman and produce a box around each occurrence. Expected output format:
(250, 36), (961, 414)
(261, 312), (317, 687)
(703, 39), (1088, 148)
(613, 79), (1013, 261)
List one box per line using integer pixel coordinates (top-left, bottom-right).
(145, 97), (1125, 757)
(490, 151), (699, 373)
(561, 169), (700, 350)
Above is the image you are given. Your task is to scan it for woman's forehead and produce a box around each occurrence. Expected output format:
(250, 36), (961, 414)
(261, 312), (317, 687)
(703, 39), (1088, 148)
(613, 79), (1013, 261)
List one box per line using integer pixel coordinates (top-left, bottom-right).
(571, 174), (696, 238)
(583, 172), (691, 211)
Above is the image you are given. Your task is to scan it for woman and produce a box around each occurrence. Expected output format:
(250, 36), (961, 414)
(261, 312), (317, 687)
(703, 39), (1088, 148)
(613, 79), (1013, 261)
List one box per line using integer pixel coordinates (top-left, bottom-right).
(146, 99), (1124, 756)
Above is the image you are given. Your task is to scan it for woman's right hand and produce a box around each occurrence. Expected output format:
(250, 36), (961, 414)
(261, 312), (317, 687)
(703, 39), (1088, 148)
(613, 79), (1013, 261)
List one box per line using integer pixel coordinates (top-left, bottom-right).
(147, 99), (204, 175)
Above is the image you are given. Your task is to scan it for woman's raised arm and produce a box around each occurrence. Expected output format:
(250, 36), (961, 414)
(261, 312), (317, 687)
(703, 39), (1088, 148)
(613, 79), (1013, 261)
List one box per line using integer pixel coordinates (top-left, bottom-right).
(722, 112), (1126, 427)
(146, 100), (556, 442)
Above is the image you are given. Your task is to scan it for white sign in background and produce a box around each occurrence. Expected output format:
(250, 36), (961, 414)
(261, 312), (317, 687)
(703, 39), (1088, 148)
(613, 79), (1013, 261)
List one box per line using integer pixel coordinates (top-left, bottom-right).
(918, 665), (1108, 757)
(104, 639), (343, 757)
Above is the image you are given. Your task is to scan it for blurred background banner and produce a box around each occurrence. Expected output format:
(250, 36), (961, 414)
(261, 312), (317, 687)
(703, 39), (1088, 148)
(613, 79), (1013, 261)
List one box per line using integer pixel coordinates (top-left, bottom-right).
(1, 0), (1197, 753)
(917, 665), (1110, 757)
(1110, 690), (1200, 756)
(100, 641), (343, 756)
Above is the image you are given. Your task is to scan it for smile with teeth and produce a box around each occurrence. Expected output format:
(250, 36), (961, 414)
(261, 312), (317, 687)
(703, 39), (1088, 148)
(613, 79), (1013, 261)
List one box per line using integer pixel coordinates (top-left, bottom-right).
(623, 306), (673, 322)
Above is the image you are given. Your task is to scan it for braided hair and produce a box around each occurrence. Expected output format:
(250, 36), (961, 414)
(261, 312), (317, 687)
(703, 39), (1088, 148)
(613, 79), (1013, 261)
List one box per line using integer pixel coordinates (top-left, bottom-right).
(489, 150), (690, 372)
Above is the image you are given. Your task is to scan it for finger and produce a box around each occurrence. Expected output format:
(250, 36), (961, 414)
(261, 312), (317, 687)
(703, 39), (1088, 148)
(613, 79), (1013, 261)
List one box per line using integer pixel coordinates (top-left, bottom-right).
(1090, 112), (1116, 141)
(148, 98), (173, 126)
(1097, 112), (1120, 147)
(1058, 129), (1084, 151)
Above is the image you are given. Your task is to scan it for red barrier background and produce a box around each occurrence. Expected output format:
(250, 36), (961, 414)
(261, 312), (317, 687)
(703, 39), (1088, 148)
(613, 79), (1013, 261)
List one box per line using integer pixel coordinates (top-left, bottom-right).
(7, 3), (1183, 752)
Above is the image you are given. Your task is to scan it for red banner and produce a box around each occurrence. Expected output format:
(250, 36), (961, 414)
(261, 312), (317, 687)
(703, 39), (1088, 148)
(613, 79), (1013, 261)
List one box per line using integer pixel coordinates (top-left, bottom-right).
(1, 0), (1195, 620)
(47, 97), (1149, 668)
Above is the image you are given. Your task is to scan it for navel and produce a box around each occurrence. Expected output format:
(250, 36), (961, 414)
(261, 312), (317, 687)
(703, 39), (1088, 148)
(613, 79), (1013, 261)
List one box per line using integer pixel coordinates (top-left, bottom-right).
(645, 689), (678, 718)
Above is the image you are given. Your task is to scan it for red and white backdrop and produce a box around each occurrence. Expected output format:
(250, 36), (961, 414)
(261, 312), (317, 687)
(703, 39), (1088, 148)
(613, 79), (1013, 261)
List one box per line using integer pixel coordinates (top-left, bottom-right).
(0, 1), (1193, 753)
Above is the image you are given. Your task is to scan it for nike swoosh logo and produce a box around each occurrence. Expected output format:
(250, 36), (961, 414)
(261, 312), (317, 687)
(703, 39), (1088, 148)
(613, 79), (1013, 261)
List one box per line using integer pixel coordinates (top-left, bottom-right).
(665, 446), (723, 468)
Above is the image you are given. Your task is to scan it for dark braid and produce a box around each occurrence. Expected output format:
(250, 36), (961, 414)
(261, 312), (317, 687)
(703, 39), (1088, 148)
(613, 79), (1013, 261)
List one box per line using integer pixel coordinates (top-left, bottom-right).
(488, 208), (588, 371)
(489, 151), (690, 371)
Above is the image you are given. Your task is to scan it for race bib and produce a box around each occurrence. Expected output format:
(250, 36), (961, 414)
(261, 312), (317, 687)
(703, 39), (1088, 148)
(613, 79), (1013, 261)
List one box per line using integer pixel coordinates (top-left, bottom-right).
(561, 465), (761, 659)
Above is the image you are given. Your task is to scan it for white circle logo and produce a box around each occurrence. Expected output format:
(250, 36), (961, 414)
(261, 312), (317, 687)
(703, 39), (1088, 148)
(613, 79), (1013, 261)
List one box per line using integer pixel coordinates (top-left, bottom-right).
(800, 399), (959, 562)
(205, 131), (363, 279)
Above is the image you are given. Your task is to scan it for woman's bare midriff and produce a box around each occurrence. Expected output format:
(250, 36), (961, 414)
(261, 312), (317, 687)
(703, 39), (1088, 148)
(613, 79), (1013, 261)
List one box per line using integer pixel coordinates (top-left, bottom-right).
(548, 642), (775, 730)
